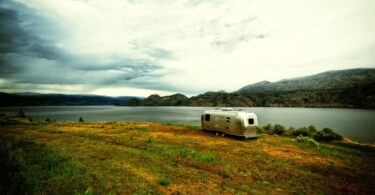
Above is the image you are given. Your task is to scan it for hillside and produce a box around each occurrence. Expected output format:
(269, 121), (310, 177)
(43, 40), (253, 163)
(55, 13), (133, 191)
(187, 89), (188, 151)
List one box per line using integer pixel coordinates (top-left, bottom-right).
(0, 117), (374, 194)
(0, 92), (141, 106)
(238, 68), (375, 93)
(124, 68), (375, 108)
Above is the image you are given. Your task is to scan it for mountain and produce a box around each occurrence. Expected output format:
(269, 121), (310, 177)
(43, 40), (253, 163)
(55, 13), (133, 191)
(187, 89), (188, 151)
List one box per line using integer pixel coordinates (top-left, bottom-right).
(123, 93), (188, 106)
(238, 68), (375, 94)
(2, 68), (373, 108)
(0, 93), (143, 106)
(124, 68), (375, 108)
(186, 92), (254, 107)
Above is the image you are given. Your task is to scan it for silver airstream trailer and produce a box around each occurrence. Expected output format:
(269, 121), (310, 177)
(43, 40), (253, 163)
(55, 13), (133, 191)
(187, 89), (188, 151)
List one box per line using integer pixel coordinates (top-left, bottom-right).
(201, 108), (259, 139)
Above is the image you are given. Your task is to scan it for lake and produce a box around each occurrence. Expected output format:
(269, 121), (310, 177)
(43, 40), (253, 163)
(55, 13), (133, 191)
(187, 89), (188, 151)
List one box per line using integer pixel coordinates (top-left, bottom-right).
(0, 106), (374, 144)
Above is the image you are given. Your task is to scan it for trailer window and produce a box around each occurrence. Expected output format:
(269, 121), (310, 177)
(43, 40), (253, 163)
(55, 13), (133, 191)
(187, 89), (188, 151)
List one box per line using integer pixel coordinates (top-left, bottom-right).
(205, 114), (210, 121)
(248, 118), (254, 125)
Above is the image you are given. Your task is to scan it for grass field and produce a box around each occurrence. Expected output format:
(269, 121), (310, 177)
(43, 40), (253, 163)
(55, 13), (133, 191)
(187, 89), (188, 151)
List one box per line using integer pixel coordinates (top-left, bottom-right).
(1, 117), (374, 194)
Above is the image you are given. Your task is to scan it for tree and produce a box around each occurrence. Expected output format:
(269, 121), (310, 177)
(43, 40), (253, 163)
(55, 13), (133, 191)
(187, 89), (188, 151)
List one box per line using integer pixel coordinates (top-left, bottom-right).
(79, 117), (84, 123)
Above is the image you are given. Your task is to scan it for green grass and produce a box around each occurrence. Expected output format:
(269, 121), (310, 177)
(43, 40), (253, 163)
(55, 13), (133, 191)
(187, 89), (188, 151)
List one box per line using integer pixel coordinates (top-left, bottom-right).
(0, 138), (90, 194)
(0, 117), (374, 194)
(145, 142), (219, 164)
(186, 125), (201, 131)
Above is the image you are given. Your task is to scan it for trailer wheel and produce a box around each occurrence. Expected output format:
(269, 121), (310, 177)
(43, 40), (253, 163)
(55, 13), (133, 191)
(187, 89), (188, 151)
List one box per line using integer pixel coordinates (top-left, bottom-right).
(215, 132), (219, 136)
(221, 133), (225, 137)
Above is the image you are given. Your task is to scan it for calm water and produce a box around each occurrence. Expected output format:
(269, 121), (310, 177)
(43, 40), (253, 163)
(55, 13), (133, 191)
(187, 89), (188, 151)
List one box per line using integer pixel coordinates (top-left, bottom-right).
(0, 106), (374, 143)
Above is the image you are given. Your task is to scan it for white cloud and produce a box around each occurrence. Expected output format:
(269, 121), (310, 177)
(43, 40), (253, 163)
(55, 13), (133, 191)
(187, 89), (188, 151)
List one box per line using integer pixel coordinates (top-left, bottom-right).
(6, 0), (375, 96)
(90, 87), (174, 97)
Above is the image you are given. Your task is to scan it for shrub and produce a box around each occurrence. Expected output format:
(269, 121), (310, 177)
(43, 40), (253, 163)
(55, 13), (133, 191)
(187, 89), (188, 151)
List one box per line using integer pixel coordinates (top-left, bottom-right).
(292, 127), (312, 137)
(274, 124), (286, 135)
(262, 124), (273, 134)
(263, 124), (272, 131)
(296, 135), (319, 148)
(45, 118), (51, 123)
(313, 128), (343, 141)
(159, 177), (170, 186)
(255, 126), (265, 134)
(308, 125), (318, 132)
(78, 117), (84, 123)
(284, 126), (295, 136)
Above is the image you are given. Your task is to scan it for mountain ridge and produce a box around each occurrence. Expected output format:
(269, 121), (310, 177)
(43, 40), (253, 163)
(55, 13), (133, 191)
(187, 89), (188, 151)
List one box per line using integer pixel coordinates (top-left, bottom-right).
(237, 68), (375, 94)
(124, 68), (375, 108)
(1, 68), (374, 108)
(0, 92), (143, 106)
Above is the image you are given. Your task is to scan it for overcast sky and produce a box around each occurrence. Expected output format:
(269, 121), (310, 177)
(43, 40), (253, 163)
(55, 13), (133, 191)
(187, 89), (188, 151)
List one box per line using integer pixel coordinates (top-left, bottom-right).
(0, 0), (374, 96)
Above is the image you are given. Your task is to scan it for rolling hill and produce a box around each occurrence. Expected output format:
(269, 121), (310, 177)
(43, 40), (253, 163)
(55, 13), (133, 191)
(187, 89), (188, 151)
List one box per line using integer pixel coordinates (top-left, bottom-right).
(124, 68), (375, 108)
(237, 68), (375, 94)
(0, 92), (142, 106)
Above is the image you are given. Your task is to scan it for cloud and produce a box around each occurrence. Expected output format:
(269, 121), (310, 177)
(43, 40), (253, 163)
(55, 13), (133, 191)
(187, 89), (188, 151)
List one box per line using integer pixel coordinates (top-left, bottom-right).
(0, 0), (374, 96)
(0, 0), (165, 94)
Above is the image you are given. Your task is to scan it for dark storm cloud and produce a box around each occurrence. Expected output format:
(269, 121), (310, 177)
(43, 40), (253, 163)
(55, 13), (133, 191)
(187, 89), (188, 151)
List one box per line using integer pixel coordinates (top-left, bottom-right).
(0, 0), (72, 78)
(0, 0), (164, 91)
(0, 1), (65, 60)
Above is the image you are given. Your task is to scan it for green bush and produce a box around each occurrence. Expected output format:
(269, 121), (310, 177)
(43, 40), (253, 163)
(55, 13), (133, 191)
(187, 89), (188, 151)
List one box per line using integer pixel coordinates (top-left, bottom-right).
(159, 177), (170, 186)
(308, 125), (318, 133)
(262, 124), (273, 134)
(284, 126), (295, 136)
(273, 124), (286, 135)
(296, 135), (319, 148)
(313, 128), (343, 141)
(255, 126), (265, 134)
(292, 127), (313, 137)
(263, 124), (272, 131)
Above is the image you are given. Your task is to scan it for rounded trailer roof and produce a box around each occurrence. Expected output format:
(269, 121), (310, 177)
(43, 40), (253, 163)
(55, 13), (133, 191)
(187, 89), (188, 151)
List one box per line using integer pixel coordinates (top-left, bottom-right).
(203, 108), (257, 118)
